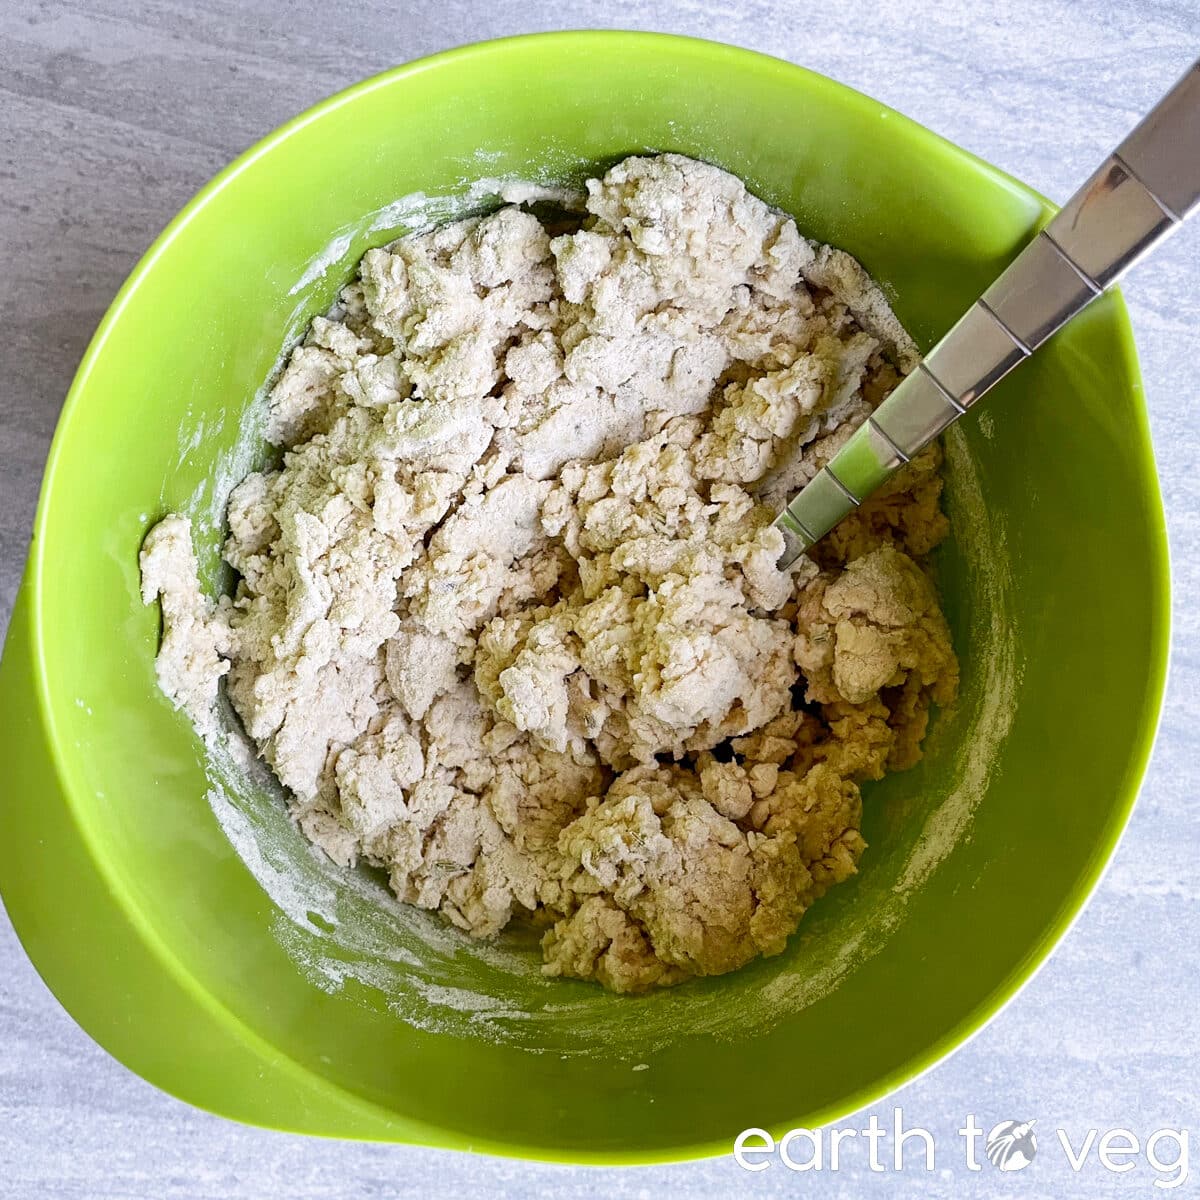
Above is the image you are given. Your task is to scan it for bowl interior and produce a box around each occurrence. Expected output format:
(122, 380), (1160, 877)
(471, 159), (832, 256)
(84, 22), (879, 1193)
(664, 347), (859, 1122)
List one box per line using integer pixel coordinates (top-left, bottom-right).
(13, 33), (1168, 1161)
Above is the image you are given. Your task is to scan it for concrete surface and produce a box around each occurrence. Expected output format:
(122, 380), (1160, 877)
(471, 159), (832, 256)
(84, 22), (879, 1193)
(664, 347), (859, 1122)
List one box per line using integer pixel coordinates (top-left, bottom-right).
(0, 1), (1197, 1196)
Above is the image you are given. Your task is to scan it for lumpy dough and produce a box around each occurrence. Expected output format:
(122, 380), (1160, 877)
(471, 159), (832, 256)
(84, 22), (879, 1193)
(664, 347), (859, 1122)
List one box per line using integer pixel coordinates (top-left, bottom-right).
(141, 154), (958, 992)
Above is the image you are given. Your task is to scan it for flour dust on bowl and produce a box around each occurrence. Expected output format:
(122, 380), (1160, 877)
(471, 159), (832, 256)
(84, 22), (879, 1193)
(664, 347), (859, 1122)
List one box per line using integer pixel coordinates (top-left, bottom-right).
(0, 33), (1168, 1162)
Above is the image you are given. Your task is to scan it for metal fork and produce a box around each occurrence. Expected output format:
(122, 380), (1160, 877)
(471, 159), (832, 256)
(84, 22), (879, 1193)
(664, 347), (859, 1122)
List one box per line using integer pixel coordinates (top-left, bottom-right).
(775, 58), (1200, 567)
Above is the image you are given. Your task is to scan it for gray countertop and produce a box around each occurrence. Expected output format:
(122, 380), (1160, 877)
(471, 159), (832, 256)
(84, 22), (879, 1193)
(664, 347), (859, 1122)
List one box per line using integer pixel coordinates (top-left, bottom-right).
(1, 3), (1197, 1197)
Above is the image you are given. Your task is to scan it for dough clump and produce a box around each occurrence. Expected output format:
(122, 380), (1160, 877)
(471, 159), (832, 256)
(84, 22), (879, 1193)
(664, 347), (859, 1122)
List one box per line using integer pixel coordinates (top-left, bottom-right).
(142, 154), (957, 991)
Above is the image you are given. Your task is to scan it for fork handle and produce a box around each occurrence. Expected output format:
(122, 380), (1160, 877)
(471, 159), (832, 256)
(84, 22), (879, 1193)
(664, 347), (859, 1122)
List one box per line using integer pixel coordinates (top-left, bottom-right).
(775, 57), (1200, 565)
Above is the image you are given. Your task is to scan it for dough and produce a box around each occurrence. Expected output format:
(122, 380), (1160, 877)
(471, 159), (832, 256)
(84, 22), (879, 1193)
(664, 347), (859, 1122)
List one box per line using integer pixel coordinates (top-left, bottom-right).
(141, 154), (958, 992)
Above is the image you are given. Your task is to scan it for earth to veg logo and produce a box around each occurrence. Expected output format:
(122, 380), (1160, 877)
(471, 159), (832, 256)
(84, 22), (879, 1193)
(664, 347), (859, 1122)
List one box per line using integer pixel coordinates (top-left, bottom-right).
(734, 1108), (1189, 1188)
(985, 1119), (1038, 1170)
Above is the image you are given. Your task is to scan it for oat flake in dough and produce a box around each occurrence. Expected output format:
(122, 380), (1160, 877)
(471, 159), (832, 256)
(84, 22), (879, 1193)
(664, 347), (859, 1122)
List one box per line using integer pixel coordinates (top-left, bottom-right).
(141, 154), (958, 993)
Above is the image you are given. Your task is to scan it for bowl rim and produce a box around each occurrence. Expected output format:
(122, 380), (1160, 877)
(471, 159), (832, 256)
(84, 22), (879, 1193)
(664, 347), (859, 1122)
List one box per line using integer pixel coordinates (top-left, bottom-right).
(19, 28), (1171, 1164)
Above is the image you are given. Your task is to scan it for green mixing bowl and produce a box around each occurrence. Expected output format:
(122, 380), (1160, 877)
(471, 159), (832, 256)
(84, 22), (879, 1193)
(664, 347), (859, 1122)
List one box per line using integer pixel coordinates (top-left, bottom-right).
(0, 32), (1169, 1163)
